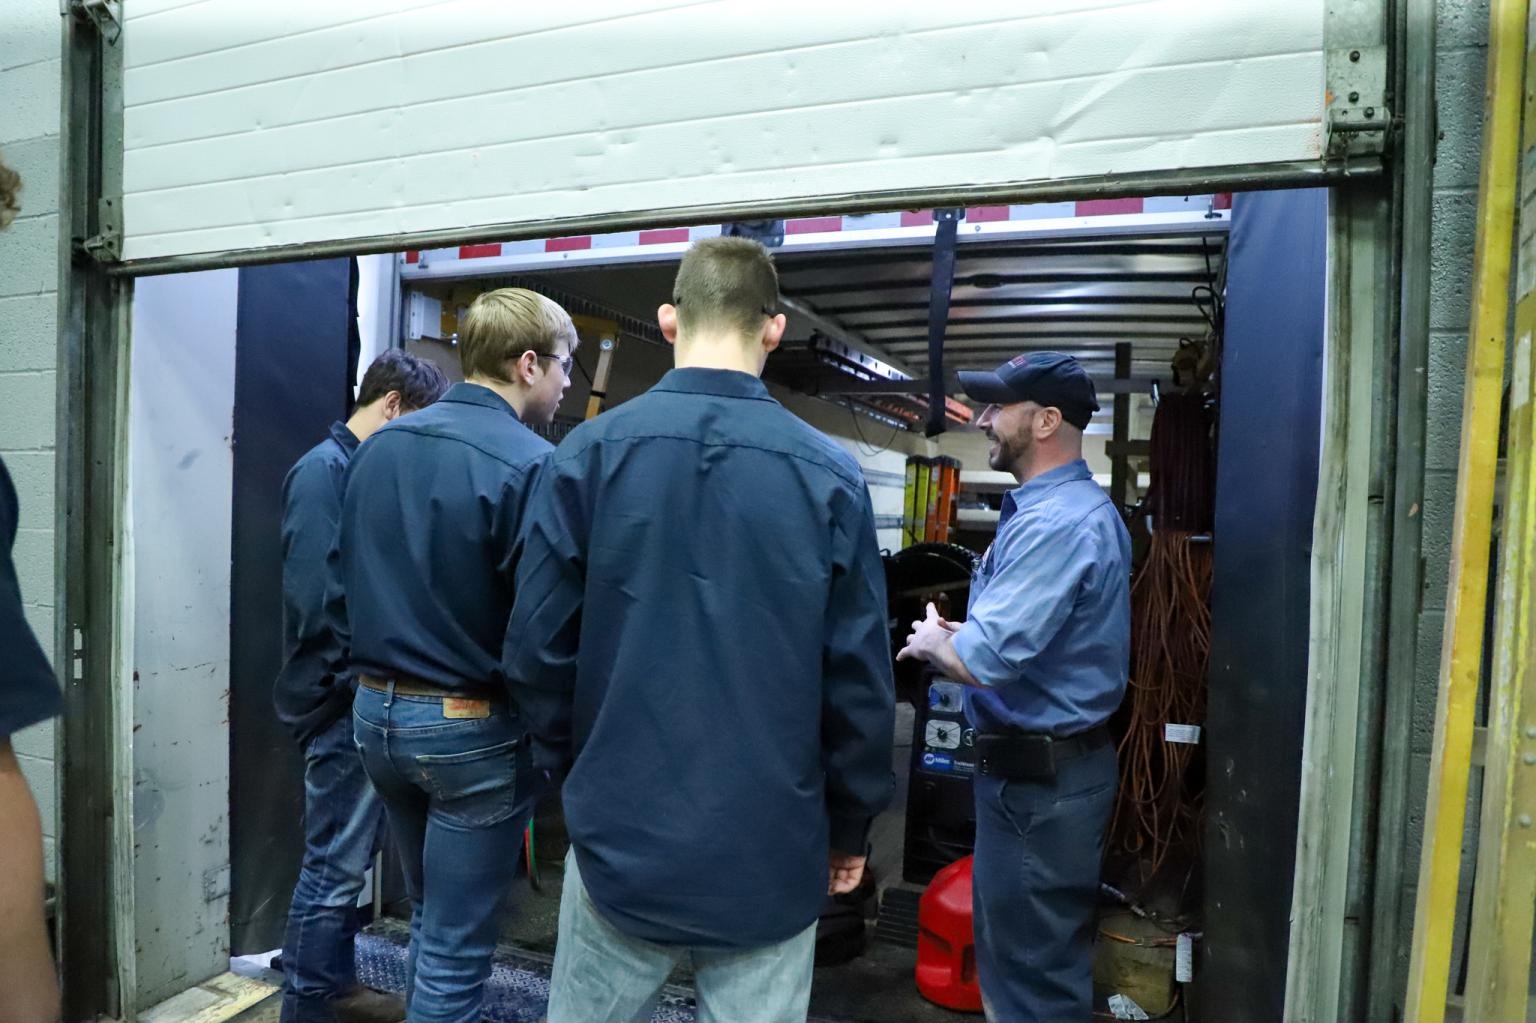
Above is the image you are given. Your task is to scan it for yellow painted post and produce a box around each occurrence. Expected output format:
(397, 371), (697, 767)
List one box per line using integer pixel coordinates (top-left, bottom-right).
(568, 315), (620, 421)
(1464, 314), (1536, 1019)
(584, 337), (617, 420)
(1403, 0), (1528, 1018)
(902, 458), (919, 548)
(1462, 12), (1536, 1013)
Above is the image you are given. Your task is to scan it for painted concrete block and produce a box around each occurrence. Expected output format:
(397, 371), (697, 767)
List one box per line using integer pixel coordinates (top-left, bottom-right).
(0, 370), (54, 449)
(0, 59), (60, 144)
(0, 293), (57, 373)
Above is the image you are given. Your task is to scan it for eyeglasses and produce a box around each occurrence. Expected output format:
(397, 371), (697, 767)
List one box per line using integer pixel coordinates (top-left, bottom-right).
(536, 352), (574, 374)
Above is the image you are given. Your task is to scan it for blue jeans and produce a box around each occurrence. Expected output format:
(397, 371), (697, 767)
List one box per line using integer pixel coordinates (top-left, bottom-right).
(353, 684), (535, 1023)
(971, 741), (1117, 1023)
(280, 712), (387, 1023)
(546, 848), (816, 1023)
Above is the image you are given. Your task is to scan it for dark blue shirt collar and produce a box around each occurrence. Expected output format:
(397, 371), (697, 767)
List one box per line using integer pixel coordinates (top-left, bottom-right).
(652, 367), (774, 402)
(441, 381), (523, 421)
(328, 420), (361, 456)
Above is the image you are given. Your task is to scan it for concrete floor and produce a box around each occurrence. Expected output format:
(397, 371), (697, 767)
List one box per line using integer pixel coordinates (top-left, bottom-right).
(176, 961), (1536, 1023)
(227, 993), (280, 1023)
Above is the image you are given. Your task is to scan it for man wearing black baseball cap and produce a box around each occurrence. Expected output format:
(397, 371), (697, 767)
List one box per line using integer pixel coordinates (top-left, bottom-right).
(899, 351), (1131, 1021)
(955, 350), (1102, 436)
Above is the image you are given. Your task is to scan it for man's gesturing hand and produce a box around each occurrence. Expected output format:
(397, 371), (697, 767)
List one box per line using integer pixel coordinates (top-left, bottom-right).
(897, 602), (957, 663)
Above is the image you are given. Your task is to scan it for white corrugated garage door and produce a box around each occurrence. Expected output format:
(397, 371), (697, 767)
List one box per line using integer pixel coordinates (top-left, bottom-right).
(117, 0), (1368, 266)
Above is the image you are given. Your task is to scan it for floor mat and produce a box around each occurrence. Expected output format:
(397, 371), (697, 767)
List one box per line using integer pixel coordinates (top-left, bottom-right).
(356, 923), (850, 1023)
(872, 887), (922, 950)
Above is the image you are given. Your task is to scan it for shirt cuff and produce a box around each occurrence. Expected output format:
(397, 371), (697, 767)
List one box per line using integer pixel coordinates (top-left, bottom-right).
(829, 814), (873, 856)
(951, 621), (1011, 689)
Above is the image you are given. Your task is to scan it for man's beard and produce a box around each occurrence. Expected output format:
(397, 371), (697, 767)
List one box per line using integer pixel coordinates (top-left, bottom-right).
(987, 429), (1029, 472)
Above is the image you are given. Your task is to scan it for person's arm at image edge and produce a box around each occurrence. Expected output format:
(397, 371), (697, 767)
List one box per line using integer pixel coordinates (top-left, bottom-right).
(0, 739), (59, 1023)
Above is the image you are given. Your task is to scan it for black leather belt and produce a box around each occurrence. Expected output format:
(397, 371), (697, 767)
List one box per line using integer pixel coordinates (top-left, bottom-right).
(359, 673), (502, 702)
(975, 725), (1111, 781)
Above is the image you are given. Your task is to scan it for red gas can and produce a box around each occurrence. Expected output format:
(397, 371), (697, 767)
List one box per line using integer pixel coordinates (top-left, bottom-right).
(915, 855), (983, 1012)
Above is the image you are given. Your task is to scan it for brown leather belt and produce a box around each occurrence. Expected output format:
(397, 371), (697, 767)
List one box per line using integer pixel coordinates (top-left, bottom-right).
(359, 673), (502, 702)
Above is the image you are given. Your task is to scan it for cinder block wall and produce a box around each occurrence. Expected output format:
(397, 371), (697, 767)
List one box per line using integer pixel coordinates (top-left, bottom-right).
(1398, 0), (1490, 998)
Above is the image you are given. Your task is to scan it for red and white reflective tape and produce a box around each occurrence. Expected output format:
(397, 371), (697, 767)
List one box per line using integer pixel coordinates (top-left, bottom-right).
(401, 194), (1231, 273)
(404, 223), (726, 265)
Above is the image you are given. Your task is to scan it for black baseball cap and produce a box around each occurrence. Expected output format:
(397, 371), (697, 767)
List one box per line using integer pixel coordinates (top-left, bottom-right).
(956, 351), (1100, 430)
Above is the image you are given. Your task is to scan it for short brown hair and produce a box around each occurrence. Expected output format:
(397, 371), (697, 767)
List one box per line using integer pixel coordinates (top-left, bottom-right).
(672, 236), (779, 338)
(0, 150), (20, 231)
(458, 288), (574, 382)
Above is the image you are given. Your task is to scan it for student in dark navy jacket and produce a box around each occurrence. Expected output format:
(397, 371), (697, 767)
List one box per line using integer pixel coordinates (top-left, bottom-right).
(0, 148), (63, 1023)
(899, 353), (1131, 1023)
(274, 350), (448, 1023)
(507, 238), (896, 1023)
(335, 289), (576, 1023)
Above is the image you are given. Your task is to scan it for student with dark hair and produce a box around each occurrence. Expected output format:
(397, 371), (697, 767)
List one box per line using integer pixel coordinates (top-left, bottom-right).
(354, 349), (453, 414)
(275, 349), (448, 1023)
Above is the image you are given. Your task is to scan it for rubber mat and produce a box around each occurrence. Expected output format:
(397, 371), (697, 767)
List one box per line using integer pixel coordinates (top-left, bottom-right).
(355, 928), (848, 1023)
(872, 887), (922, 950)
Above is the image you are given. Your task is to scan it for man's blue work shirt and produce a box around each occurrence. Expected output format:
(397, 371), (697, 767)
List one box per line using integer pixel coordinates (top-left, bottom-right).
(953, 459), (1131, 737)
(0, 455), (60, 738)
(505, 368), (896, 950)
(334, 383), (552, 689)
(273, 421), (358, 744)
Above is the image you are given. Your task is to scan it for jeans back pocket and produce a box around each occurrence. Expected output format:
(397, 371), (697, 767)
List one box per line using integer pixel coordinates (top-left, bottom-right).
(415, 738), (520, 828)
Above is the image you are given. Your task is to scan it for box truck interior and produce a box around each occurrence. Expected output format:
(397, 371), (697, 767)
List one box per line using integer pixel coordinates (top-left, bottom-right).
(54, 2), (1398, 1022)
(123, 188), (1332, 1023)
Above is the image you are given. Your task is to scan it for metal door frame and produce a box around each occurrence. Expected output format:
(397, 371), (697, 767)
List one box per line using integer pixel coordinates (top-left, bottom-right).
(55, 2), (1410, 1018)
